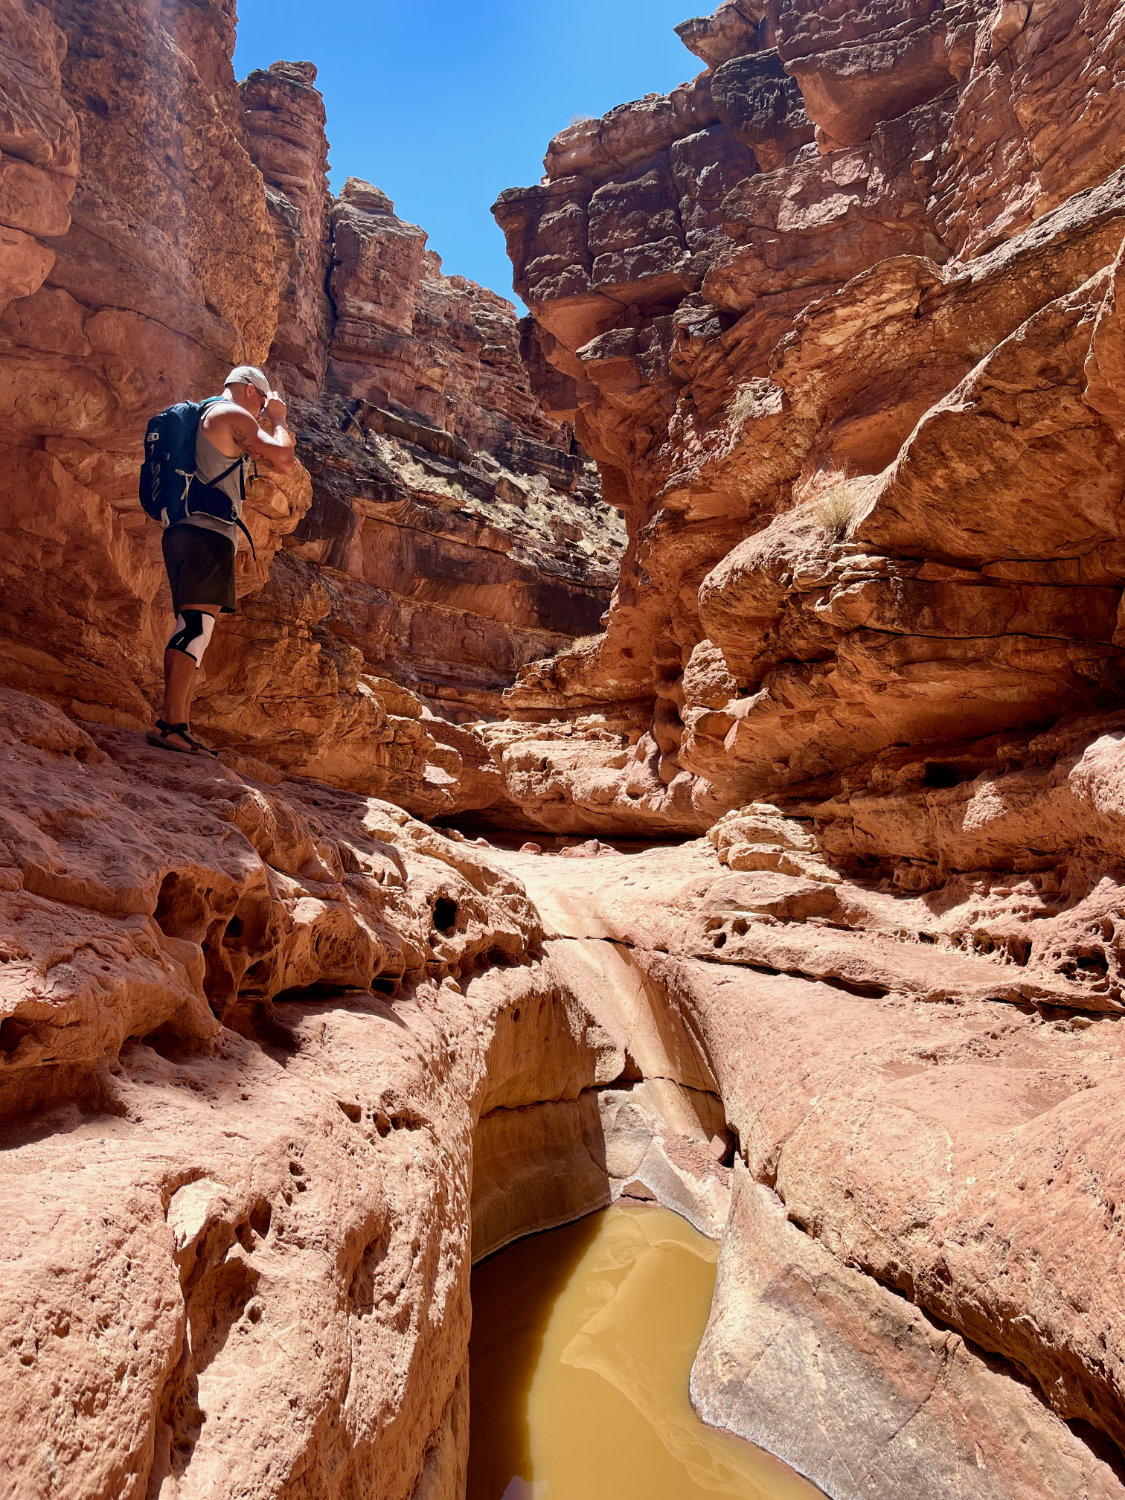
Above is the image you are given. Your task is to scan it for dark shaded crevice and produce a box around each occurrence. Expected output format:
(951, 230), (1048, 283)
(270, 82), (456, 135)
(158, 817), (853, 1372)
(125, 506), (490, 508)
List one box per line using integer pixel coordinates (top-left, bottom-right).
(476, 1089), (595, 1125)
(544, 931), (636, 950)
(0, 1017), (31, 1054)
(433, 897), (459, 934)
(1067, 1421), (1125, 1487)
(0, 1063), (128, 1139)
(816, 975), (892, 999)
(922, 762), (968, 788)
(592, 1074), (723, 1104)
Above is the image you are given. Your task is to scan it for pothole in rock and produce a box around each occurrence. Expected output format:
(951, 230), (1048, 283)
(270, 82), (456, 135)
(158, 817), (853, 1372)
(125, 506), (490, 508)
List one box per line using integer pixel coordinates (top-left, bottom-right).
(467, 1202), (821, 1499)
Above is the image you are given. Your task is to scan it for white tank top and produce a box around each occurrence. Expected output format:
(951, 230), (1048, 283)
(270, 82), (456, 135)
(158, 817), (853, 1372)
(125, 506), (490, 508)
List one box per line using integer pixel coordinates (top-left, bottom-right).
(183, 408), (248, 548)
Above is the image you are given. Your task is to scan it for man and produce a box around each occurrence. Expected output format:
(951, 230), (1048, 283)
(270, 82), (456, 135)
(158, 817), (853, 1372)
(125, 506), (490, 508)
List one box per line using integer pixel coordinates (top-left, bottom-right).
(147, 365), (296, 755)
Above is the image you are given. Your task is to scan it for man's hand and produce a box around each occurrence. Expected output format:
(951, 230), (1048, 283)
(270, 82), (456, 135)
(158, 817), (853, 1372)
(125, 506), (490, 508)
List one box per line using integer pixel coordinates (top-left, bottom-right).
(263, 391), (287, 427)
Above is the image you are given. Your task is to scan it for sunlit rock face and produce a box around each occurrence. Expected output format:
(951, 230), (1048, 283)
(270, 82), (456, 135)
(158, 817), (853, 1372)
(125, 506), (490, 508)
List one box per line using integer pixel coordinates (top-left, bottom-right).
(0, 20), (622, 815)
(0, 5), (468, 822)
(493, 0), (1125, 835)
(0, 0), (323, 778)
(498, 837), (1125, 1500)
(0, 0), (287, 735)
(473, 13), (1125, 1492)
(0, 690), (730, 1500)
(241, 64), (626, 725)
(4, 4), (1125, 1499)
(239, 59), (333, 399)
(0, 687), (583, 1500)
(6, 677), (1125, 1500)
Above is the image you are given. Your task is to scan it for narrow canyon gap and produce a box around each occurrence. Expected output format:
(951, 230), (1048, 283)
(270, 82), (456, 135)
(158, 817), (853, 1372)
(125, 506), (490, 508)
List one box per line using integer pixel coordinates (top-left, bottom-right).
(1, 0), (1125, 1497)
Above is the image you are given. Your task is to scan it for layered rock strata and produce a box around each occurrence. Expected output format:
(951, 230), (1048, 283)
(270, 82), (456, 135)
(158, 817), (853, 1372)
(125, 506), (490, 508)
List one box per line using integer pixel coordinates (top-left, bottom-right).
(0, 686), (540, 1500)
(6, 2), (1125, 1498)
(0, 0), (289, 734)
(0, 0), (77, 314)
(0, 0), (337, 779)
(472, 5), (1125, 1487)
(8, 672), (1125, 1497)
(492, 0), (1125, 836)
(239, 60), (332, 399)
(282, 385), (619, 724)
(240, 65), (625, 723)
(0, 24), (621, 823)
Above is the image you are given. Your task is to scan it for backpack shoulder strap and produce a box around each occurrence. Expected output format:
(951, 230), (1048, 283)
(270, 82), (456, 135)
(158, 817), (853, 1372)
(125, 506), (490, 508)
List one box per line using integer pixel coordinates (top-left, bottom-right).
(234, 514), (256, 559)
(210, 456), (244, 486)
(194, 398), (244, 484)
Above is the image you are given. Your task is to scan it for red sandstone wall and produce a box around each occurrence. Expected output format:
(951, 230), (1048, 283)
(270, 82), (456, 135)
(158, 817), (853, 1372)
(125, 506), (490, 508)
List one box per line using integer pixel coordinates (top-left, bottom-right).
(0, 27), (622, 810)
(490, 0), (1125, 836)
(239, 64), (625, 725)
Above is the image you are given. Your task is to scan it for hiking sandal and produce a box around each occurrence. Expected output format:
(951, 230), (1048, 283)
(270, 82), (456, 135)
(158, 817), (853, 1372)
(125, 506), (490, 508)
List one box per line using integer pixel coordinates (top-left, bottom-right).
(178, 725), (219, 757)
(145, 719), (218, 757)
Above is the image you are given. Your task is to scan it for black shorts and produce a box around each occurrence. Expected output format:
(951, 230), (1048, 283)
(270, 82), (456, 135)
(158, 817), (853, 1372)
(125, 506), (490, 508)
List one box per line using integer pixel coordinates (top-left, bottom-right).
(162, 524), (236, 615)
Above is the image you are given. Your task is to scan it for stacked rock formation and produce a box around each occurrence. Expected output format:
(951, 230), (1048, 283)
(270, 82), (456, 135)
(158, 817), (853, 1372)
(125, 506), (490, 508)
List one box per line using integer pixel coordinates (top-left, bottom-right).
(239, 63), (624, 726)
(492, 0), (1125, 837)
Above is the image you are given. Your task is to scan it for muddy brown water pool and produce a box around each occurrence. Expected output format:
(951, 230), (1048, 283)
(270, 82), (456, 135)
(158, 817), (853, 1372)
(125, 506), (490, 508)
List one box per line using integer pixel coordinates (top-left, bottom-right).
(468, 1203), (821, 1500)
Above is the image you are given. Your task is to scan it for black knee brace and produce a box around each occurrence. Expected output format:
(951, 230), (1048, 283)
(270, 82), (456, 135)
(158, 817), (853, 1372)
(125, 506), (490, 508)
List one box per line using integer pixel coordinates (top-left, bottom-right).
(167, 610), (216, 668)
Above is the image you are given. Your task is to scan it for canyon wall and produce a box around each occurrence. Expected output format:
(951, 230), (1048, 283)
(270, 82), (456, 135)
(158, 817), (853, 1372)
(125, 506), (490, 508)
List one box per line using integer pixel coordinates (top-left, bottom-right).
(0, 0), (288, 729)
(5, 2), (1125, 1499)
(0, 686), (735, 1500)
(481, 1), (1125, 1491)
(502, 835), (1125, 1500)
(492, 0), (1125, 837)
(240, 62), (624, 727)
(0, 13), (621, 822)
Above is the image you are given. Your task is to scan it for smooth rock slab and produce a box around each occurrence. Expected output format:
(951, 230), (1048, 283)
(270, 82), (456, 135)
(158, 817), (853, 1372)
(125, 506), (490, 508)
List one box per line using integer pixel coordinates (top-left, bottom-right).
(692, 1163), (1125, 1500)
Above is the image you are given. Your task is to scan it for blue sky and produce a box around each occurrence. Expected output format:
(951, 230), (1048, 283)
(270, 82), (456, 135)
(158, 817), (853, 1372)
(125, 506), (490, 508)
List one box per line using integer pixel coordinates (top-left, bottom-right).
(233, 0), (701, 305)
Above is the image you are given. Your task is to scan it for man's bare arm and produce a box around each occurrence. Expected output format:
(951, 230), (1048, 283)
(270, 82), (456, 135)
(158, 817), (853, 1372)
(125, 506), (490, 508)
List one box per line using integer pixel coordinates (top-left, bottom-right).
(203, 396), (297, 474)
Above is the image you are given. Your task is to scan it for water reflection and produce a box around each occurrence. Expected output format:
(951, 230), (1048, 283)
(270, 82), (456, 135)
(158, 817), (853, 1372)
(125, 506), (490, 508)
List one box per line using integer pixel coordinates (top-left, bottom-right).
(469, 1203), (820, 1500)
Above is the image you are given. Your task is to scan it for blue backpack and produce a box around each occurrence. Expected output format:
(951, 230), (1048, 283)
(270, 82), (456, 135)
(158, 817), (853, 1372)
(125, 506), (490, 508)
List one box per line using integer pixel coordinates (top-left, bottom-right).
(139, 397), (255, 551)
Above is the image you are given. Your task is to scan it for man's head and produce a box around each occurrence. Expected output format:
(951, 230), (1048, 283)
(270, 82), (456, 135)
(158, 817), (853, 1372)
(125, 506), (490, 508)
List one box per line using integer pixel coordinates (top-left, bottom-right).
(223, 365), (270, 417)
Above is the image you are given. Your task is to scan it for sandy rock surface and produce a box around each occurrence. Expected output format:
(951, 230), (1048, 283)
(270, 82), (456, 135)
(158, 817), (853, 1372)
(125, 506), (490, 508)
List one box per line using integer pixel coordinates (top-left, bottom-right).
(4, 0), (1125, 1496)
(4, 671), (1125, 1496)
(0, 686), (745, 1499)
(0, 687), (621, 1499)
(498, 836), (1125, 1497)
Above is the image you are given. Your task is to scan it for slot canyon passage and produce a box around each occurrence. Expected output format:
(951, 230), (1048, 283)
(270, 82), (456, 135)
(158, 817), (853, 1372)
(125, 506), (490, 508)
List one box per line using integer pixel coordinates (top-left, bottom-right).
(4, 0), (1125, 1494)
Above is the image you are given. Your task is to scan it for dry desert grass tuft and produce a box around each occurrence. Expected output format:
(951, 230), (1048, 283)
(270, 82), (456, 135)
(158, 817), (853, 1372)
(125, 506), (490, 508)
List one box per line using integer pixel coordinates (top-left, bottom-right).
(797, 466), (877, 540)
(562, 631), (605, 654)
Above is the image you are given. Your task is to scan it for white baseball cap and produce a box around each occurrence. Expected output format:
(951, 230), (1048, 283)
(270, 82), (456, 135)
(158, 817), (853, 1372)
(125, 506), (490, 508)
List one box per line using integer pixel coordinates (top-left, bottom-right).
(225, 364), (270, 395)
